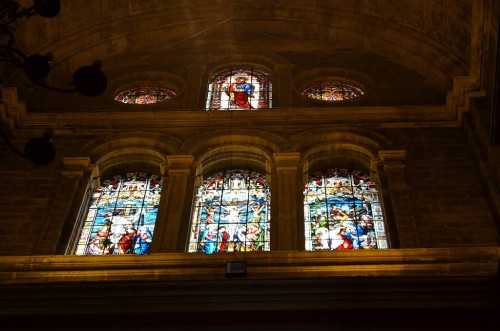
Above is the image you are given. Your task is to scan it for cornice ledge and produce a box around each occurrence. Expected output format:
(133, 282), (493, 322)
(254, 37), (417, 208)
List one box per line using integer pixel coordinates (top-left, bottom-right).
(0, 87), (27, 134)
(447, 75), (484, 126)
(0, 247), (498, 285)
(62, 157), (94, 178)
(378, 150), (406, 167)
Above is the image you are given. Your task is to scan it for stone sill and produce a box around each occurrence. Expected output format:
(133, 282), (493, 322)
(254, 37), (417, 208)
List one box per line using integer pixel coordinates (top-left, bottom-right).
(0, 247), (498, 285)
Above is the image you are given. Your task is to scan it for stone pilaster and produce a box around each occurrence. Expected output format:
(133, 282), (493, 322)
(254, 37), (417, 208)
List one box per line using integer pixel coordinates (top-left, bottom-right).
(268, 152), (304, 251)
(377, 150), (417, 248)
(42, 157), (96, 255)
(152, 155), (197, 252)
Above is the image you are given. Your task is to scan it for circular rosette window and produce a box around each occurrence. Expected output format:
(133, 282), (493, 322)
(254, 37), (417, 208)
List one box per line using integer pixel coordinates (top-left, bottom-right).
(114, 87), (177, 105)
(302, 82), (364, 102)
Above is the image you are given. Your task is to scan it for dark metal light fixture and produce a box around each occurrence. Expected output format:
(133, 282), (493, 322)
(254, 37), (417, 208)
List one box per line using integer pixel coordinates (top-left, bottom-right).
(1, 0), (61, 19)
(0, 110), (55, 166)
(0, 0), (108, 166)
(72, 61), (108, 97)
(32, 0), (61, 18)
(0, 0), (107, 97)
(23, 129), (56, 165)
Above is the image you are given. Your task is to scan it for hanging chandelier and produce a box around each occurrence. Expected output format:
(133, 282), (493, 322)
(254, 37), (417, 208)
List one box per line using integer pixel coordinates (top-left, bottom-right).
(0, 0), (107, 166)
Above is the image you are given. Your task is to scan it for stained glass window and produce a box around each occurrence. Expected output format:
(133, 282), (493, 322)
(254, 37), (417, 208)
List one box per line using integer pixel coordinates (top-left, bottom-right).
(304, 168), (388, 251)
(75, 172), (162, 255)
(114, 87), (177, 104)
(302, 82), (364, 102)
(206, 68), (272, 110)
(188, 170), (271, 253)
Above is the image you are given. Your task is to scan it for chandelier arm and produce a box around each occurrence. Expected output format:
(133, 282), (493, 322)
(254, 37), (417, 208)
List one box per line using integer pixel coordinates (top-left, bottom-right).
(0, 45), (27, 57)
(0, 122), (28, 160)
(0, 25), (16, 46)
(15, 5), (37, 19)
(32, 80), (77, 94)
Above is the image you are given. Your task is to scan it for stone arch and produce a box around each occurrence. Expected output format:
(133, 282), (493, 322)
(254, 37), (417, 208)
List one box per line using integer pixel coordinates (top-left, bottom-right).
(186, 129), (283, 176)
(304, 143), (377, 176)
(194, 51), (291, 75)
(289, 127), (392, 173)
(109, 71), (185, 109)
(186, 51), (292, 109)
(63, 132), (175, 255)
(182, 129), (280, 254)
(296, 127), (402, 251)
(292, 67), (373, 105)
(78, 132), (180, 184)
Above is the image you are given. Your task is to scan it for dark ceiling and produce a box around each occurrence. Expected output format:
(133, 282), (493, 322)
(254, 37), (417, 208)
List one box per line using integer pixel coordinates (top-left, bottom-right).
(5, 0), (472, 112)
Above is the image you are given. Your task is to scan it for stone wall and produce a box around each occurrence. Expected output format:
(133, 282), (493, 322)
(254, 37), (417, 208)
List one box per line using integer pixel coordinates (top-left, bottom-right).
(0, 121), (498, 256)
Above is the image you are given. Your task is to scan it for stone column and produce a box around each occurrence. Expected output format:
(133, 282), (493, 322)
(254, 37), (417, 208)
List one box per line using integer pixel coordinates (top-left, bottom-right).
(377, 150), (418, 248)
(469, 0), (484, 85)
(152, 155), (197, 253)
(268, 153), (304, 251)
(42, 157), (96, 255)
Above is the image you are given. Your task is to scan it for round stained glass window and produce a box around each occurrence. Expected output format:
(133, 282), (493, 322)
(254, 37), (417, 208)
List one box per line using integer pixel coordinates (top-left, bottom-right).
(302, 82), (364, 102)
(115, 87), (177, 104)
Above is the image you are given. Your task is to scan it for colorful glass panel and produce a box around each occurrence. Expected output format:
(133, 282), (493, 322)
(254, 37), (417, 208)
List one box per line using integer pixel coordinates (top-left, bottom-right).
(206, 68), (272, 110)
(189, 170), (271, 253)
(302, 82), (364, 102)
(304, 168), (388, 251)
(75, 172), (162, 255)
(114, 87), (177, 104)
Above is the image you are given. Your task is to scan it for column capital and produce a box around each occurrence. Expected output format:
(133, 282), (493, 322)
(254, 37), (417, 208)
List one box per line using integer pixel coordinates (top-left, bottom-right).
(62, 157), (95, 178)
(378, 150), (406, 168)
(272, 152), (302, 164)
(166, 155), (195, 169)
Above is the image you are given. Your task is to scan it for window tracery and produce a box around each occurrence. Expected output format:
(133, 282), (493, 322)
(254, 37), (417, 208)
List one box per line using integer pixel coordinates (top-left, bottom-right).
(114, 87), (177, 104)
(302, 82), (364, 102)
(75, 172), (162, 255)
(188, 169), (271, 253)
(304, 168), (388, 251)
(206, 68), (272, 110)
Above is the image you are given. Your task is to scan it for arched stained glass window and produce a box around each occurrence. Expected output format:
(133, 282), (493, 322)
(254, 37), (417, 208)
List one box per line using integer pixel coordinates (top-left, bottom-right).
(75, 172), (162, 255)
(302, 82), (364, 102)
(304, 168), (388, 251)
(206, 68), (272, 110)
(188, 170), (271, 253)
(115, 87), (177, 104)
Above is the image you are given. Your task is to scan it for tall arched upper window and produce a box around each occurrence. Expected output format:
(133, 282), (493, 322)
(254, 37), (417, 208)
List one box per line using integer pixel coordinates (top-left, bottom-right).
(74, 172), (162, 255)
(188, 170), (271, 253)
(206, 67), (272, 110)
(304, 168), (388, 251)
